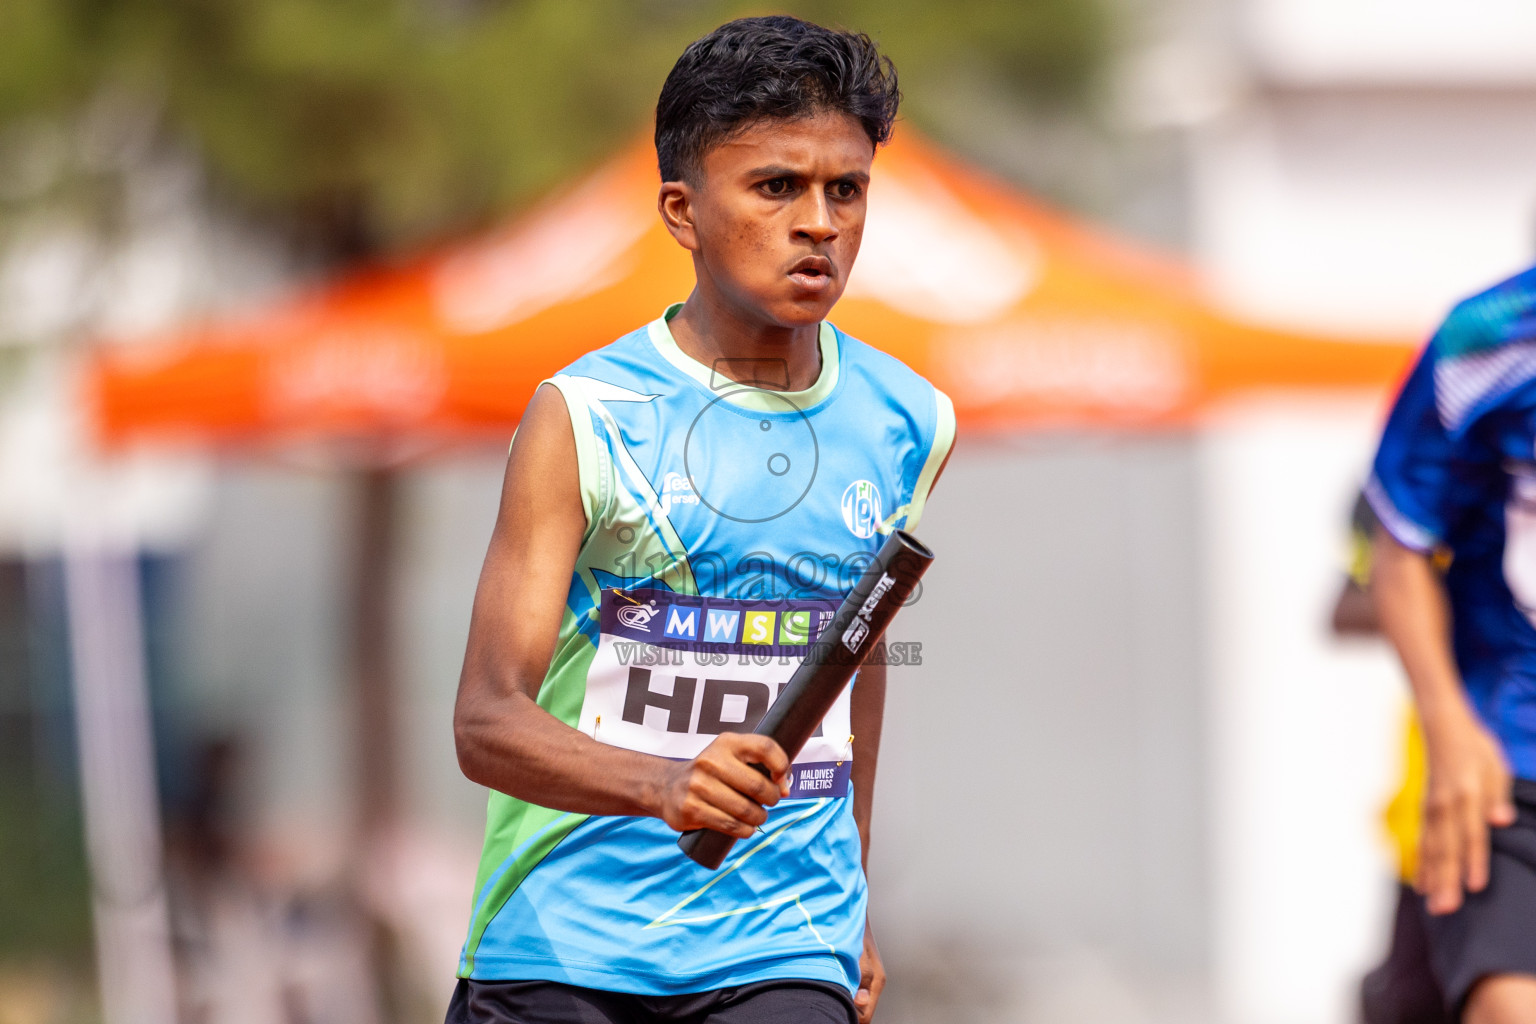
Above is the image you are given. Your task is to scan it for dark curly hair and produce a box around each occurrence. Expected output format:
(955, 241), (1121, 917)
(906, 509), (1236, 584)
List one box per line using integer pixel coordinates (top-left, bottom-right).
(655, 16), (901, 184)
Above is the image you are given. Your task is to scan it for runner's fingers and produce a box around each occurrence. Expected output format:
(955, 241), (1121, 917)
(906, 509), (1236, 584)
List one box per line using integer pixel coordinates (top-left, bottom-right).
(714, 758), (783, 809)
(691, 775), (767, 831)
(738, 735), (791, 781)
(700, 735), (783, 786)
(863, 963), (885, 1001)
(1419, 795), (1447, 875)
(1419, 798), (1463, 913)
(1487, 763), (1517, 828)
(857, 932), (884, 1024)
(695, 806), (755, 839)
(685, 795), (756, 839)
(699, 744), (783, 807)
(1463, 791), (1491, 893)
(854, 986), (875, 1024)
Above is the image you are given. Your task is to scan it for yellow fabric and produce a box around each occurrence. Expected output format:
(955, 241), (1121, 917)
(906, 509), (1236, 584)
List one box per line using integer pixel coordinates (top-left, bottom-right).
(1348, 528), (1373, 588)
(1384, 710), (1428, 884)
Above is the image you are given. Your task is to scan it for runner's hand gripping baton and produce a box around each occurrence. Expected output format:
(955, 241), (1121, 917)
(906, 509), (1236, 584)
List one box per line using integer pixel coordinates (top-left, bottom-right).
(677, 529), (935, 869)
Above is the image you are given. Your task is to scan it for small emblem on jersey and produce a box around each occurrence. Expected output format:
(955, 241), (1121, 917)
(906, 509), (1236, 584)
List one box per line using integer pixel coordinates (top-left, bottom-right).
(616, 599), (660, 630)
(841, 480), (883, 539)
(659, 472), (699, 517)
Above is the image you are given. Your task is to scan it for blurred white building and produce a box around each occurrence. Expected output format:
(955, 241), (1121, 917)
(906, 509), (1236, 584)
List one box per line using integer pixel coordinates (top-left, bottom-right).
(1181, 0), (1536, 332)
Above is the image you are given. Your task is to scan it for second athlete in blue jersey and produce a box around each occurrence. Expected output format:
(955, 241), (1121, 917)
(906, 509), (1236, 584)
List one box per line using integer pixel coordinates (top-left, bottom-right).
(1368, 265), (1536, 781)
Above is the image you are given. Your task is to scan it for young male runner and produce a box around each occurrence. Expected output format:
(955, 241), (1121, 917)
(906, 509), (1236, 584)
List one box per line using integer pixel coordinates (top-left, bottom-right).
(1368, 265), (1536, 1023)
(447, 17), (953, 1024)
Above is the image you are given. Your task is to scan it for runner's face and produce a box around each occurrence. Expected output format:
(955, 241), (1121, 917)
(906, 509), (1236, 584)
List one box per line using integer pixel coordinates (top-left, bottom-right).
(671, 111), (874, 328)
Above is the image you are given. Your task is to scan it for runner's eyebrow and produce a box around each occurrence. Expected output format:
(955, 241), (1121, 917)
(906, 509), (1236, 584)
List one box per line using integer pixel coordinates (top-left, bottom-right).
(743, 165), (870, 186)
(745, 164), (800, 178)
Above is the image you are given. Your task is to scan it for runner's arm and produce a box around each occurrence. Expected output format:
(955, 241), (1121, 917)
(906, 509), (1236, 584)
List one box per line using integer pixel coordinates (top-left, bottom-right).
(1372, 527), (1515, 914)
(849, 436), (950, 865)
(850, 661), (885, 870)
(850, 659), (886, 1023)
(453, 384), (788, 838)
(850, 441), (949, 1024)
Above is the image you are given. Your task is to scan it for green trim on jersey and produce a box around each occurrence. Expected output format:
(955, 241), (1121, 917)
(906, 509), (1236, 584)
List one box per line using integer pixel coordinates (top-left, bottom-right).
(904, 388), (956, 533)
(560, 372), (700, 595)
(544, 378), (610, 533)
(868, 386), (954, 536)
(647, 304), (841, 412)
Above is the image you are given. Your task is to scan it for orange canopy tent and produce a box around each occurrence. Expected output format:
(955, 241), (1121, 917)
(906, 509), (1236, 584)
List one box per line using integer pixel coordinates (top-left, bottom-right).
(88, 133), (1414, 445)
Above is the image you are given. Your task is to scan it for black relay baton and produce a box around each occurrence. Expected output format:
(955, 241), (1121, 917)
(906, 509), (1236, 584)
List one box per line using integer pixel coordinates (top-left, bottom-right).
(677, 529), (935, 869)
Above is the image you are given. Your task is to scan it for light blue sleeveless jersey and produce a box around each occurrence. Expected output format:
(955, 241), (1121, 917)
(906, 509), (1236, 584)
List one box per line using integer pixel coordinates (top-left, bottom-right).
(457, 305), (954, 994)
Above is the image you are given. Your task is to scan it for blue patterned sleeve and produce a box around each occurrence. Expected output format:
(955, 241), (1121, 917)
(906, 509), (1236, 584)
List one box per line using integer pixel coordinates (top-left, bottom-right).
(1367, 346), (1456, 552)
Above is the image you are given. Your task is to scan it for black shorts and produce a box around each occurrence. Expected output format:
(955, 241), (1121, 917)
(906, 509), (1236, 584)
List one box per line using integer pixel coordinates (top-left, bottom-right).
(1422, 778), (1536, 1017)
(1361, 882), (1450, 1024)
(444, 978), (857, 1024)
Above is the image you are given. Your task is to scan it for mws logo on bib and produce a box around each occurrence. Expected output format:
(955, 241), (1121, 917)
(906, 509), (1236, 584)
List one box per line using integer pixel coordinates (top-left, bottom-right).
(841, 480), (882, 539)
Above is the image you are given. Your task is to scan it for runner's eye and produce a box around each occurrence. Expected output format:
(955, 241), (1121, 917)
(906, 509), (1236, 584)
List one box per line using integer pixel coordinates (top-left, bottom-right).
(829, 181), (862, 200)
(760, 178), (793, 196)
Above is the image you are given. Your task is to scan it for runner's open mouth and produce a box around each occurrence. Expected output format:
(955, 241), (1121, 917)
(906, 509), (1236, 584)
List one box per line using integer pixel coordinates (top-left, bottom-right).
(789, 257), (835, 280)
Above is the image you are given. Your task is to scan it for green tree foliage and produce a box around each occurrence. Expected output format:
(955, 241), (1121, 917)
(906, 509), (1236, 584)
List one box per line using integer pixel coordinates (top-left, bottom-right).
(0, 0), (1111, 257)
